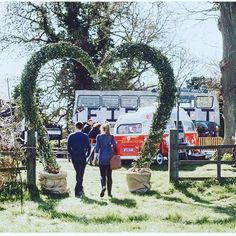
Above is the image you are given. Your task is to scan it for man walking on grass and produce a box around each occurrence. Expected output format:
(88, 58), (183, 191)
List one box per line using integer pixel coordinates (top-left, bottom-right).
(67, 121), (91, 198)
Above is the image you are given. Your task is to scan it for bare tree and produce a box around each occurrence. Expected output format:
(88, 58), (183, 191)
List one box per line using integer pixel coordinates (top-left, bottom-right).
(2, 2), (215, 129)
(1, 2), (177, 123)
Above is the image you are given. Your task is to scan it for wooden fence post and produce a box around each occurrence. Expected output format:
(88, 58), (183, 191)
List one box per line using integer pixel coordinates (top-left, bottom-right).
(168, 129), (179, 183)
(217, 147), (221, 182)
(26, 130), (38, 197)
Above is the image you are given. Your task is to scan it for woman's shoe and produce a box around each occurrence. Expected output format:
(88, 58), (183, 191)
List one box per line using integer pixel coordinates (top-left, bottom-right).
(100, 187), (106, 197)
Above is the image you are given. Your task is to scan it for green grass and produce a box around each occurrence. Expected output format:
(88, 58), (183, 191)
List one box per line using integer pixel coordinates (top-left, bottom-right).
(0, 159), (236, 232)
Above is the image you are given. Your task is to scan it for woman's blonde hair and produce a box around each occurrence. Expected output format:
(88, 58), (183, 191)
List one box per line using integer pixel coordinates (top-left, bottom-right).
(100, 122), (111, 136)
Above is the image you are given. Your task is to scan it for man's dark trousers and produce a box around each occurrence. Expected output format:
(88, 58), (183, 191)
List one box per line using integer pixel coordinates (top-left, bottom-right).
(72, 159), (86, 196)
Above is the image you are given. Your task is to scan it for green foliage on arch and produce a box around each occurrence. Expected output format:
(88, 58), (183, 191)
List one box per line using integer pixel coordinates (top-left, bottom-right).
(20, 41), (175, 172)
(114, 43), (176, 168)
(20, 42), (96, 173)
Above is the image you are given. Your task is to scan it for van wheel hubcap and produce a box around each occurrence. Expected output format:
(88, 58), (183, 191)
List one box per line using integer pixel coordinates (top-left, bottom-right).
(156, 153), (164, 165)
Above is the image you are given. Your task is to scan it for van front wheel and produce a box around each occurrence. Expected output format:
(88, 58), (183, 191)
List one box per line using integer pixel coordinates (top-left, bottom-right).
(155, 153), (164, 165)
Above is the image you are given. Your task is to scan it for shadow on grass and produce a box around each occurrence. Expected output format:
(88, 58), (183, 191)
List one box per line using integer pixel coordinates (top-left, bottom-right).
(46, 211), (149, 224)
(31, 190), (69, 212)
(91, 213), (149, 224)
(179, 165), (199, 171)
(35, 196), (90, 224)
(0, 182), (29, 203)
(34, 195), (147, 224)
(48, 211), (89, 224)
(199, 178), (236, 194)
(40, 190), (70, 199)
(162, 195), (186, 203)
(213, 204), (236, 221)
(179, 189), (211, 204)
(170, 179), (236, 210)
(38, 198), (236, 226)
(175, 184), (211, 205)
(150, 164), (168, 172)
(196, 216), (236, 225)
(165, 210), (236, 225)
(184, 205), (236, 225)
(37, 198), (59, 212)
(81, 195), (108, 206)
(219, 178), (236, 188)
(109, 197), (137, 208)
(131, 190), (162, 199)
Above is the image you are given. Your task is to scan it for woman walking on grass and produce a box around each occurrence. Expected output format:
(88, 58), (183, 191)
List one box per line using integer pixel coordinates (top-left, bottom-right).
(93, 122), (117, 198)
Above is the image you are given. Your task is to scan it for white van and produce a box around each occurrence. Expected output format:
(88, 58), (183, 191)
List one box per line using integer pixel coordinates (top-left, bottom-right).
(113, 106), (200, 164)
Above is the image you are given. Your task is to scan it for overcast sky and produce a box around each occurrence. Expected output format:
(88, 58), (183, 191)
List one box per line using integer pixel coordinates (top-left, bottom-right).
(0, 1), (222, 101)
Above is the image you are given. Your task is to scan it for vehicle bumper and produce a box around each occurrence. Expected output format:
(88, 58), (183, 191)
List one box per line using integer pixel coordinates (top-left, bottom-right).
(120, 155), (139, 160)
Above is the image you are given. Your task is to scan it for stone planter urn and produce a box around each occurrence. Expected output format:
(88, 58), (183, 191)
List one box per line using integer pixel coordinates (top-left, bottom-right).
(38, 170), (70, 194)
(126, 167), (151, 193)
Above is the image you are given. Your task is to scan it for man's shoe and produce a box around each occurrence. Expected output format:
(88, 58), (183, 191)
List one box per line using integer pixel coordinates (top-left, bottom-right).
(75, 191), (84, 198)
(108, 193), (112, 198)
(100, 187), (106, 198)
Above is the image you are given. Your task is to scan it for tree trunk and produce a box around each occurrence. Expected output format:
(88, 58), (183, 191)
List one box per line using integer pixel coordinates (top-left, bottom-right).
(219, 3), (236, 144)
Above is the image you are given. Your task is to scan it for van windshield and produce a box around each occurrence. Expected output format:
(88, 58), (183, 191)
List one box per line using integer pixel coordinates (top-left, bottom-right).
(117, 123), (142, 134)
(165, 121), (175, 132)
(182, 121), (195, 131)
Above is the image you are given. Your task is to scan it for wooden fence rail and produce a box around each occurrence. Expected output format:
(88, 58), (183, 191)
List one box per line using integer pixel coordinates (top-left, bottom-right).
(169, 129), (236, 183)
(52, 148), (70, 162)
(198, 137), (223, 146)
(0, 167), (27, 172)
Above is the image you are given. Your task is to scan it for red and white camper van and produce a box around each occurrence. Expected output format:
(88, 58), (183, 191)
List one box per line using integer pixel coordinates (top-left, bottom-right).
(113, 106), (200, 164)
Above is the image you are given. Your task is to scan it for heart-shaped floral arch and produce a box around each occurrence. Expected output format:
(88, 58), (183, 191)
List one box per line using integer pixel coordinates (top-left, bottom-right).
(20, 42), (176, 172)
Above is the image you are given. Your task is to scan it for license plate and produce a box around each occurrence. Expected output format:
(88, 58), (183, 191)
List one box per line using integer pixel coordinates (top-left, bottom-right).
(123, 148), (134, 153)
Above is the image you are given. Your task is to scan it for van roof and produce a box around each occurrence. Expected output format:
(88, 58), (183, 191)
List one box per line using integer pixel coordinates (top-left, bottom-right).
(116, 112), (143, 123)
(117, 106), (192, 124)
(137, 106), (192, 120)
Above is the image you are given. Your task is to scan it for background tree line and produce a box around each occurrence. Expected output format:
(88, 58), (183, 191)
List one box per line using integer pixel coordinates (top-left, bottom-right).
(3, 2), (234, 144)
(2, 2), (173, 129)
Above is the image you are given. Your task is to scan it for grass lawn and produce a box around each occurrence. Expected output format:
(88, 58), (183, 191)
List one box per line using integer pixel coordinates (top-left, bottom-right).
(0, 158), (236, 232)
